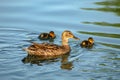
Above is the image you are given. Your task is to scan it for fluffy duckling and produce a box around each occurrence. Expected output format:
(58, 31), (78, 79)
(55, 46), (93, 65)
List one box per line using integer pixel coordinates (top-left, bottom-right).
(80, 37), (94, 48)
(24, 30), (79, 57)
(38, 31), (56, 40)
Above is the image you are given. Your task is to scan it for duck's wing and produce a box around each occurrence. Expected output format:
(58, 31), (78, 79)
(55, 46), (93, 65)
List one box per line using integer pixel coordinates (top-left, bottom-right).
(26, 42), (66, 56)
(28, 42), (63, 51)
(31, 42), (59, 49)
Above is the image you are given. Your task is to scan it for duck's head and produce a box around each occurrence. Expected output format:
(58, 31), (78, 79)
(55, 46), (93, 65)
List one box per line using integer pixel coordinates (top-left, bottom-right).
(49, 31), (55, 38)
(88, 37), (94, 44)
(62, 30), (79, 45)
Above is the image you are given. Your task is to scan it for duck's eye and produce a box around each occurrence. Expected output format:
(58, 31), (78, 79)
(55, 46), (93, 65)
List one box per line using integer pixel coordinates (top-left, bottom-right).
(68, 32), (71, 35)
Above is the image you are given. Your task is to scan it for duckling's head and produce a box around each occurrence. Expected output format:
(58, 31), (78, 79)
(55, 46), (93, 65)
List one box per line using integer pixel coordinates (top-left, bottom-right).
(88, 37), (94, 44)
(62, 30), (79, 45)
(49, 31), (55, 38)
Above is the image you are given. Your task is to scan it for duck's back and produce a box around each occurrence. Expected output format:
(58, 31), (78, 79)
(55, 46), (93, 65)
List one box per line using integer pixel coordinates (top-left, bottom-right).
(25, 42), (70, 57)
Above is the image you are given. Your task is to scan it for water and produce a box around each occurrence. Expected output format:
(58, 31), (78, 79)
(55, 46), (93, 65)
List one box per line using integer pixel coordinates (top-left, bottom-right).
(0, 0), (120, 80)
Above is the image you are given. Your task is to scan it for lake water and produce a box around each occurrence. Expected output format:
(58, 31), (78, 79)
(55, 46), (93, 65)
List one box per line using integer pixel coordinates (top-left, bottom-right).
(0, 0), (120, 80)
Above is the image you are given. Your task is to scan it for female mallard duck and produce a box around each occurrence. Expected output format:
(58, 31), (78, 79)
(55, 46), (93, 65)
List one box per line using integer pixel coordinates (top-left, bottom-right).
(24, 30), (79, 57)
(38, 31), (56, 40)
(80, 37), (94, 48)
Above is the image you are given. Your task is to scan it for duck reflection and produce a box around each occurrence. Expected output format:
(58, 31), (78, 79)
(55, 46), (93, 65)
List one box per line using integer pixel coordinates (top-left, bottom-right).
(60, 54), (73, 70)
(22, 53), (73, 70)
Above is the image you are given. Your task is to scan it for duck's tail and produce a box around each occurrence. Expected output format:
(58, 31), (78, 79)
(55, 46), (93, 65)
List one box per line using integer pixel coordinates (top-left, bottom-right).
(22, 48), (28, 51)
(22, 48), (35, 55)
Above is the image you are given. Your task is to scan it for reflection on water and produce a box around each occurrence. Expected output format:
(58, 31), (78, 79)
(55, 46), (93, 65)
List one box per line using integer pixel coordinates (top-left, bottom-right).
(22, 54), (60, 66)
(78, 31), (120, 38)
(22, 53), (73, 70)
(95, 0), (120, 6)
(82, 0), (120, 16)
(98, 42), (120, 49)
(95, 0), (120, 16)
(82, 0), (120, 28)
(83, 21), (120, 27)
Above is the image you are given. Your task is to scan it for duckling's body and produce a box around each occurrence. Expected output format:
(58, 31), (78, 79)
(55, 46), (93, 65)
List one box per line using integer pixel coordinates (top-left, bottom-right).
(80, 37), (94, 48)
(24, 30), (79, 57)
(38, 31), (56, 40)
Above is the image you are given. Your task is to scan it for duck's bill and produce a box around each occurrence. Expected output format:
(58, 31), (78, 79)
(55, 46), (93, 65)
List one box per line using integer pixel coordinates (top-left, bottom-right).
(73, 36), (80, 40)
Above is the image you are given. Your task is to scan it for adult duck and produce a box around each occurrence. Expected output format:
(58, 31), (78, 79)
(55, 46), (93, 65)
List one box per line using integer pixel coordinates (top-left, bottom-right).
(24, 30), (79, 57)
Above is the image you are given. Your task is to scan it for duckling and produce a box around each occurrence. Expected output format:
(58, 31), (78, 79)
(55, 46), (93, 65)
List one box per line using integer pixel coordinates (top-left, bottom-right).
(23, 30), (79, 57)
(80, 37), (94, 48)
(38, 31), (56, 40)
